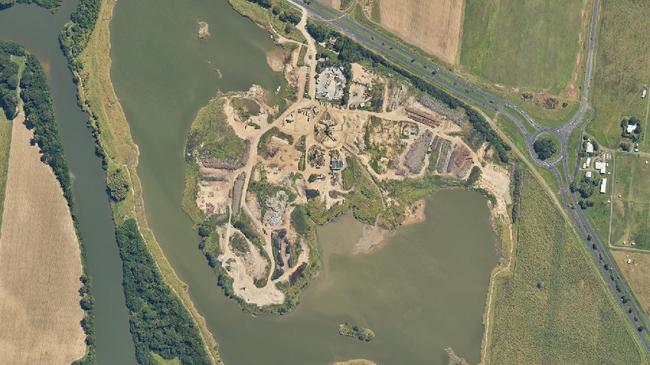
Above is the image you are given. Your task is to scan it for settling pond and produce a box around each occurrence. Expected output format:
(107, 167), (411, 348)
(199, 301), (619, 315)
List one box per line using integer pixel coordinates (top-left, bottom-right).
(110, 0), (498, 364)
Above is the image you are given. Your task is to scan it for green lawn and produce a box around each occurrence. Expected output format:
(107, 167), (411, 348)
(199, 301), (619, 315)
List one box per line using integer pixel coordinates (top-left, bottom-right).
(487, 168), (646, 364)
(587, 0), (650, 149)
(610, 152), (650, 250)
(461, 0), (588, 95)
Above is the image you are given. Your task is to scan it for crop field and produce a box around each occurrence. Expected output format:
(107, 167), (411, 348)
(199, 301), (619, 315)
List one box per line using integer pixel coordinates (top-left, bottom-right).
(610, 153), (650, 251)
(486, 169), (645, 364)
(588, 0), (650, 149)
(461, 0), (589, 95)
(612, 250), (650, 316)
(0, 113), (11, 227)
(0, 116), (85, 364)
(376, 0), (464, 65)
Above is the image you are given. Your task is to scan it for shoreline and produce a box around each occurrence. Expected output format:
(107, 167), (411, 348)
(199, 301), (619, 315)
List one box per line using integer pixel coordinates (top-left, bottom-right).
(68, 0), (222, 363)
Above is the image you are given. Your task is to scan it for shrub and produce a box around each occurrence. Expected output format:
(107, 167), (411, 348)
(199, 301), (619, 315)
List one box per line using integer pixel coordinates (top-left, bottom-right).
(106, 168), (129, 201)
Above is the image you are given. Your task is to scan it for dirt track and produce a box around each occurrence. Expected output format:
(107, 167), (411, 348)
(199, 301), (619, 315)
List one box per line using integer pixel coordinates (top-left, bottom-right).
(378, 0), (464, 64)
(0, 114), (85, 364)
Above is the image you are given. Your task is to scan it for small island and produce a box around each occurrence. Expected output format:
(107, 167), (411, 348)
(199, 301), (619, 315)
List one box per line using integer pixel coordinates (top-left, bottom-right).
(338, 322), (375, 342)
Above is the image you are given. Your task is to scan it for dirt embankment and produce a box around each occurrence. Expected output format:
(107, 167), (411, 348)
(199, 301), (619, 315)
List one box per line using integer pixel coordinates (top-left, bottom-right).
(0, 114), (85, 364)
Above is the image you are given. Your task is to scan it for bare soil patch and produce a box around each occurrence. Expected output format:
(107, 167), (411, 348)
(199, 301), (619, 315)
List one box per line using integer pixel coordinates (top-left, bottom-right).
(612, 250), (650, 316)
(378, 0), (464, 64)
(0, 114), (85, 364)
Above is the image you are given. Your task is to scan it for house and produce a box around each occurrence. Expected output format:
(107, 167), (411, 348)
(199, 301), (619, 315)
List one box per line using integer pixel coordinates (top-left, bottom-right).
(600, 178), (608, 194)
(585, 141), (594, 154)
(583, 157), (592, 169)
(626, 123), (638, 134)
(585, 171), (592, 178)
(595, 161), (607, 174)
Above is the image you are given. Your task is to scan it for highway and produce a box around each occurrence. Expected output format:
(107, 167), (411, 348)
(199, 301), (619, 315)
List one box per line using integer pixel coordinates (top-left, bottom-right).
(290, 0), (650, 351)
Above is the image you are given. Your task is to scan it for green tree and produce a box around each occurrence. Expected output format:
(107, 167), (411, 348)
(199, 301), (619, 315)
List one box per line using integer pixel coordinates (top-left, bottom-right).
(533, 136), (558, 160)
(106, 168), (129, 201)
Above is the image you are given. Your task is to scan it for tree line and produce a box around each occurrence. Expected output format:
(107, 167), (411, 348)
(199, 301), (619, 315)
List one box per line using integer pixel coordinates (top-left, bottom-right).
(116, 219), (212, 365)
(0, 0), (60, 10)
(59, 0), (102, 72)
(305, 20), (511, 163)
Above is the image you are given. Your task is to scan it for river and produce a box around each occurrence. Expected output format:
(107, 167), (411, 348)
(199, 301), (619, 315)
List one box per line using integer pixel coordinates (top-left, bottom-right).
(110, 1), (497, 363)
(0, 1), (137, 364)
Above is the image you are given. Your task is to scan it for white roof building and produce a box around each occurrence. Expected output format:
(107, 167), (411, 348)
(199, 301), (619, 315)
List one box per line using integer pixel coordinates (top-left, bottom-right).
(600, 178), (608, 194)
(585, 171), (592, 178)
(627, 123), (638, 134)
(595, 161), (607, 174)
(586, 142), (594, 154)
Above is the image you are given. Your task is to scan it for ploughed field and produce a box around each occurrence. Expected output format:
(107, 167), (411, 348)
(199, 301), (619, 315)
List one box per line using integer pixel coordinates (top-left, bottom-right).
(0, 113), (84, 364)
(375, 0), (464, 65)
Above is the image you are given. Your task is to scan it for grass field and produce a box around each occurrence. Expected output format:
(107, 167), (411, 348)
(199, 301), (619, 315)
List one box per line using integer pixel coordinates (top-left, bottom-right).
(613, 250), (650, 317)
(610, 153), (650, 250)
(0, 113), (11, 228)
(587, 0), (650, 149)
(461, 0), (589, 95)
(485, 168), (646, 364)
(0, 114), (85, 364)
(77, 0), (222, 362)
(376, 0), (464, 64)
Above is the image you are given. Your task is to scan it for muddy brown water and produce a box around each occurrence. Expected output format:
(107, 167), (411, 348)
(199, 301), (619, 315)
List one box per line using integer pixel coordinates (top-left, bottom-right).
(109, 0), (497, 364)
(0, 1), (137, 364)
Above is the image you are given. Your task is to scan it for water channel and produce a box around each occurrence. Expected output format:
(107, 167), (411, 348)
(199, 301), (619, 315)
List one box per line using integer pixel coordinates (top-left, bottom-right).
(0, 1), (137, 364)
(110, 0), (498, 362)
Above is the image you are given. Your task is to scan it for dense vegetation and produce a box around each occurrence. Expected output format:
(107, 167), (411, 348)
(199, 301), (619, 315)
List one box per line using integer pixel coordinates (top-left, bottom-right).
(487, 169), (645, 364)
(306, 20), (511, 163)
(338, 322), (375, 342)
(0, 50), (19, 119)
(533, 135), (558, 160)
(116, 219), (212, 365)
(107, 168), (129, 201)
(0, 0), (61, 10)
(59, 0), (102, 72)
(20, 54), (73, 203)
(0, 42), (97, 364)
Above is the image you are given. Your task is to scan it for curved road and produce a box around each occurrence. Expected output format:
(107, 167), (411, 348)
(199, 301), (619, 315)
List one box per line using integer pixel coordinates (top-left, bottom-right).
(291, 0), (650, 352)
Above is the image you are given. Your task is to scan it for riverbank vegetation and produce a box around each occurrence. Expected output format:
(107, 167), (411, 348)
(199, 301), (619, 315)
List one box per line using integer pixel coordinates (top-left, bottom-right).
(60, 0), (223, 362)
(116, 219), (212, 365)
(485, 168), (646, 364)
(0, 42), (88, 364)
(0, 0), (61, 10)
(229, 0), (305, 43)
